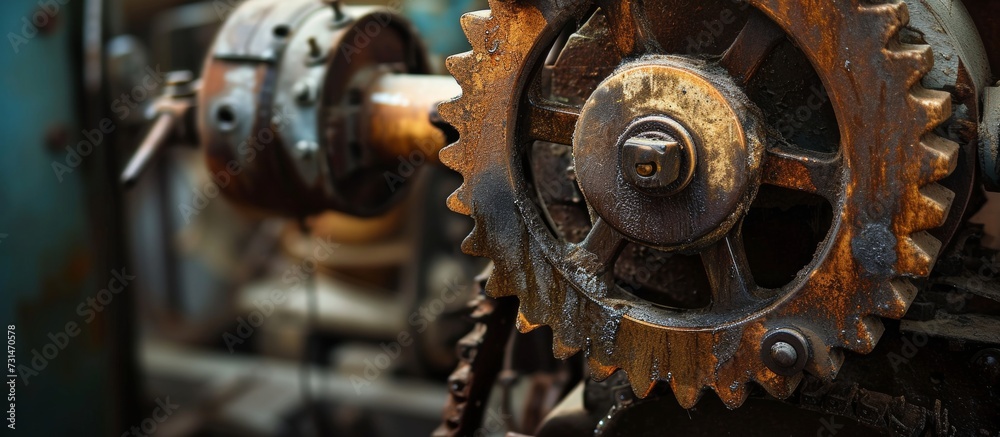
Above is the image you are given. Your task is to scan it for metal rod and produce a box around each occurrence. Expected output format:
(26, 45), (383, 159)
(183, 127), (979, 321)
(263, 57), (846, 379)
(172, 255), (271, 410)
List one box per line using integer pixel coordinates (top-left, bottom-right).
(121, 113), (175, 188)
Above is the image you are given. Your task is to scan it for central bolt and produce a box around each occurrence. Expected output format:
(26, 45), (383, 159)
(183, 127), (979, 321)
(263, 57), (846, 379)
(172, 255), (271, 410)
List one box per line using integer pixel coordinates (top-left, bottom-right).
(618, 116), (697, 197)
(623, 136), (681, 184)
(635, 162), (657, 177)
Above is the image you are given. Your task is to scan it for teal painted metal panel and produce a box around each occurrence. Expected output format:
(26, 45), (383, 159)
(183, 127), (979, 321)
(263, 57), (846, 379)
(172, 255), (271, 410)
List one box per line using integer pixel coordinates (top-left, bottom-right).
(0, 1), (127, 434)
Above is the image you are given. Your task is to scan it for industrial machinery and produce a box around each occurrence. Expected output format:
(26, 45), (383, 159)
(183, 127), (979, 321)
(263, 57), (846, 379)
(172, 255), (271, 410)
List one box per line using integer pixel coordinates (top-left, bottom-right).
(114, 0), (488, 434)
(165, 0), (999, 435)
(432, 0), (1000, 436)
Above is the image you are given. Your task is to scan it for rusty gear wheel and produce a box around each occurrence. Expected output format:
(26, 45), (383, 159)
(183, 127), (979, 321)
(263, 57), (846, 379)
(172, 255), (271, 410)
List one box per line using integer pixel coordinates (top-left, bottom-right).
(440, 0), (959, 408)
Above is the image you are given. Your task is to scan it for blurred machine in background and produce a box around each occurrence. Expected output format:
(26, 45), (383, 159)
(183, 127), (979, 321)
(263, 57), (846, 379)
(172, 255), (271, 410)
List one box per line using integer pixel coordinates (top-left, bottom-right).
(4, 0), (490, 435)
(117, 0), (492, 435)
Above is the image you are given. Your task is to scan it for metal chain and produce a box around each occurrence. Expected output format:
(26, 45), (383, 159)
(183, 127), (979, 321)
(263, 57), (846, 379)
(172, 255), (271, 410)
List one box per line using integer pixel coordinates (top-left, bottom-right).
(434, 268), (519, 437)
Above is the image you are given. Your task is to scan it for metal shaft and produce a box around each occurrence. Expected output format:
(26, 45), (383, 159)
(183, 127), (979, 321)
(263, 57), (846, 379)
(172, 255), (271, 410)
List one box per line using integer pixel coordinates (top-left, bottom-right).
(363, 73), (461, 165)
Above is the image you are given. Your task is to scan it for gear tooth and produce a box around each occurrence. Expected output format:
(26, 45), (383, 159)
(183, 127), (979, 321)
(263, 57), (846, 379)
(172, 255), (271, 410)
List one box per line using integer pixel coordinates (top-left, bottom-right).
(552, 335), (580, 360)
(888, 43), (934, 88)
(897, 183), (954, 234)
(714, 381), (751, 409)
(548, 318), (581, 359)
(459, 11), (493, 51)
(669, 382), (704, 410)
(446, 185), (472, 216)
(436, 97), (464, 130)
(861, 1), (909, 43)
(755, 374), (801, 401)
(844, 316), (884, 354)
(515, 309), (543, 333)
(589, 361), (617, 382)
(484, 260), (521, 298)
(907, 183), (955, 232)
(444, 52), (477, 87)
(875, 279), (918, 318)
(897, 231), (943, 277)
(918, 135), (960, 184)
(625, 369), (657, 399)
(910, 88), (953, 132)
(460, 227), (480, 257)
(439, 140), (468, 172)
(892, 0), (911, 25)
(805, 347), (844, 381)
(617, 328), (658, 398)
(873, 0), (909, 24)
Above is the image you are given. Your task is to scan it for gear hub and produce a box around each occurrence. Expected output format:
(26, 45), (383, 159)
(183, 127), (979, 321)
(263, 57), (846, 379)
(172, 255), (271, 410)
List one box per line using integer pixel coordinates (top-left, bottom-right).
(574, 58), (764, 249)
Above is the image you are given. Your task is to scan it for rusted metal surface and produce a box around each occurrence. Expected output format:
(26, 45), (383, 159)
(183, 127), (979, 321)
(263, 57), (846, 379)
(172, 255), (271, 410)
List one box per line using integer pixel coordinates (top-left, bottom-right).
(586, 377), (941, 436)
(439, 0), (963, 410)
(573, 58), (764, 251)
(433, 272), (519, 437)
(982, 85), (1000, 191)
(199, 0), (458, 217)
(901, 311), (1000, 344)
(899, 0), (993, 242)
(962, 0), (1000, 188)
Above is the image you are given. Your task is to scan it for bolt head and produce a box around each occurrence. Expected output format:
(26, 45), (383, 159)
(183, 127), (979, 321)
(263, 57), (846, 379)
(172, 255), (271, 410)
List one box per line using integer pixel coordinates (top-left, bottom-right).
(973, 349), (1000, 386)
(613, 115), (698, 198)
(635, 162), (656, 177)
(622, 135), (684, 191)
(770, 341), (798, 368)
(761, 329), (810, 376)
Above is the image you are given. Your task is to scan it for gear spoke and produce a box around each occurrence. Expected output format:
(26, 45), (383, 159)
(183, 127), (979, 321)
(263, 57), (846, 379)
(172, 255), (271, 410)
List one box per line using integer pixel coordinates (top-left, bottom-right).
(701, 229), (756, 311)
(580, 217), (628, 273)
(595, 0), (663, 58)
(762, 140), (842, 199)
(527, 99), (580, 145)
(719, 10), (785, 86)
